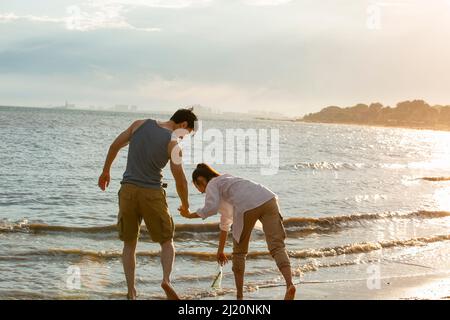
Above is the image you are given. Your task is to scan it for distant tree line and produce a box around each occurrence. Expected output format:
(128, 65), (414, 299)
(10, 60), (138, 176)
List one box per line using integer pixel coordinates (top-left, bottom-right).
(301, 100), (450, 130)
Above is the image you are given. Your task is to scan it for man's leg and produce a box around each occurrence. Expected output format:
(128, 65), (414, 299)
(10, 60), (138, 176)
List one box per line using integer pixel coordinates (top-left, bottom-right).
(117, 184), (141, 300)
(122, 239), (138, 299)
(160, 239), (179, 300)
(141, 188), (179, 300)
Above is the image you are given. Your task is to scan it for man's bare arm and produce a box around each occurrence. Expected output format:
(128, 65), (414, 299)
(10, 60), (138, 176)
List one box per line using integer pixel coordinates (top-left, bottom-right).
(98, 120), (145, 191)
(169, 140), (189, 210)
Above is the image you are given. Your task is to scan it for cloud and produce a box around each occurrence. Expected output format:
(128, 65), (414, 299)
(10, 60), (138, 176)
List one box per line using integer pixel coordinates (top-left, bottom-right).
(242, 0), (292, 6)
(373, 0), (416, 7)
(64, 4), (160, 31)
(95, 0), (213, 9)
(80, 0), (290, 9)
(0, 3), (161, 32)
(0, 0), (291, 32)
(0, 12), (63, 24)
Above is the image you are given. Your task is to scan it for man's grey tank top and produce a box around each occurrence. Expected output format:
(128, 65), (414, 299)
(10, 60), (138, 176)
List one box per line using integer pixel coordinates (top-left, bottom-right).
(121, 119), (172, 189)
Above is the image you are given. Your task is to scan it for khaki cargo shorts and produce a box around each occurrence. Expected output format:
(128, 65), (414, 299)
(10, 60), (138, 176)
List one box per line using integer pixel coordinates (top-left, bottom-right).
(117, 183), (174, 243)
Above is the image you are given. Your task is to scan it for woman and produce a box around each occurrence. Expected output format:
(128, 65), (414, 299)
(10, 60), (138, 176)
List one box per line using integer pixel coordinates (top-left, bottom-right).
(179, 163), (296, 300)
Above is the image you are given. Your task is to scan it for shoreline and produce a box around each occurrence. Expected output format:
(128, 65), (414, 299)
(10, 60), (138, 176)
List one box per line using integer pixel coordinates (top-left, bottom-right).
(297, 120), (450, 133)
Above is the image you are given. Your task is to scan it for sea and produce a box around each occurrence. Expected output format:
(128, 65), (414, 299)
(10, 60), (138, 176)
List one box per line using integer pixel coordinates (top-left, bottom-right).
(1, 106), (449, 299)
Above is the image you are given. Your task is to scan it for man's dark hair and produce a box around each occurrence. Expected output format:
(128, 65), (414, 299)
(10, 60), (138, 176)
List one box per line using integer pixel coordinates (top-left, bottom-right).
(170, 107), (198, 129)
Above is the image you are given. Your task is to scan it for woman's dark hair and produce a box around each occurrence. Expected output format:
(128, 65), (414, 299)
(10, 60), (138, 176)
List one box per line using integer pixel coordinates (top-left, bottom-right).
(192, 163), (220, 184)
(170, 107), (198, 129)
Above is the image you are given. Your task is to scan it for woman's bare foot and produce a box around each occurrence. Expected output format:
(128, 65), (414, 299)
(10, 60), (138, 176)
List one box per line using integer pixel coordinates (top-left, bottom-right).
(161, 281), (180, 300)
(284, 284), (296, 300)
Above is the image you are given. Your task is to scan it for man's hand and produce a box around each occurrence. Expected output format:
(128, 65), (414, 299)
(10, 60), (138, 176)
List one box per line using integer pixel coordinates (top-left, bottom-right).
(217, 251), (228, 266)
(178, 207), (200, 219)
(178, 206), (189, 218)
(98, 171), (110, 191)
(178, 206), (192, 218)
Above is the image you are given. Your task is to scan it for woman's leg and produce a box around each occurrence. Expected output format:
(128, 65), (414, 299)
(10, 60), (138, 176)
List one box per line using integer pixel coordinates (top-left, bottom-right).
(259, 198), (296, 300)
(232, 208), (261, 299)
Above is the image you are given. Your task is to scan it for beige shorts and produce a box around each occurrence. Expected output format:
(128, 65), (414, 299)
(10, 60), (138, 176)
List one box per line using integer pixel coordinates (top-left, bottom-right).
(117, 183), (174, 243)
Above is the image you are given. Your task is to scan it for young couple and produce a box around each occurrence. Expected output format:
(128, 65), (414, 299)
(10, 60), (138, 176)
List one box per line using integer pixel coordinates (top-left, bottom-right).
(98, 108), (296, 300)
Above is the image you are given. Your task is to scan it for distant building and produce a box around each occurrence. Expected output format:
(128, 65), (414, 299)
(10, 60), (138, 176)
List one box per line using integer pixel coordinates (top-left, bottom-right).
(112, 104), (138, 112)
(113, 104), (129, 112)
(55, 101), (75, 109)
(188, 104), (220, 117)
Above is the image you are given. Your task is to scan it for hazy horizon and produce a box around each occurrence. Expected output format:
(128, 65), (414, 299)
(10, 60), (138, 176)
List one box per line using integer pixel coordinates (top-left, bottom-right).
(2, 0), (450, 117)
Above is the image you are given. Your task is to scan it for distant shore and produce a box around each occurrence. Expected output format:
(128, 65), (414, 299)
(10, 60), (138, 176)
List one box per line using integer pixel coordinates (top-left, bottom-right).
(299, 99), (450, 133)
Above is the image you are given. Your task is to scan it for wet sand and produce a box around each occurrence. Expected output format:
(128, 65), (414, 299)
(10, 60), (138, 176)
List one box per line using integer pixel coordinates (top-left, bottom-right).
(212, 272), (450, 300)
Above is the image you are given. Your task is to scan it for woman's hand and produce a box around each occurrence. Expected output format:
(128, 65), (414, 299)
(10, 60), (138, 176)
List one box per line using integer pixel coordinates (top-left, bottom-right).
(178, 207), (200, 219)
(217, 251), (228, 266)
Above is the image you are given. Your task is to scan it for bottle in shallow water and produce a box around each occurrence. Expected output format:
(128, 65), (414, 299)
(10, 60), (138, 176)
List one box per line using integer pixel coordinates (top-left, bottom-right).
(211, 264), (223, 289)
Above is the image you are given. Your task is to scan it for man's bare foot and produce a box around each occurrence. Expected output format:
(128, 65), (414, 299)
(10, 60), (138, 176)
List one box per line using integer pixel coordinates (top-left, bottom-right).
(127, 288), (137, 300)
(161, 281), (180, 300)
(284, 284), (296, 300)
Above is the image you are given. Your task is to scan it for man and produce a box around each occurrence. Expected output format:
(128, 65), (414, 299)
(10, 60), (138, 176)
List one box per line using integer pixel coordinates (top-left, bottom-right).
(98, 108), (197, 300)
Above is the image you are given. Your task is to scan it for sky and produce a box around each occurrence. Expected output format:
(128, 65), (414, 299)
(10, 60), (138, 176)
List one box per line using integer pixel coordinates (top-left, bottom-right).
(1, 0), (450, 116)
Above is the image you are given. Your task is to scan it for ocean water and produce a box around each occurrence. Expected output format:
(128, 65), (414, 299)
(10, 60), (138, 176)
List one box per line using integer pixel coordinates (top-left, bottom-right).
(1, 106), (450, 299)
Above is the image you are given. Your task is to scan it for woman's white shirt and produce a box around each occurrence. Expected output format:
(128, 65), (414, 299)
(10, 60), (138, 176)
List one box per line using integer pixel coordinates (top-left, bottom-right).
(196, 174), (276, 242)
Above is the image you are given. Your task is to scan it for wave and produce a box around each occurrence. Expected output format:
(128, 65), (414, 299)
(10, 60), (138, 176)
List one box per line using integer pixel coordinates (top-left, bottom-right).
(288, 234), (450, 259)
(0, 221), (219, 234)
(7, 234), (449, 262)
(284, 162), (450, 172)
(1, 210), (449, 239)
(421, 176), (450, 182)
(282, 210), (450, 228)
(284, 161), (370, 171)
